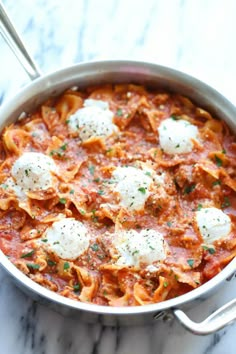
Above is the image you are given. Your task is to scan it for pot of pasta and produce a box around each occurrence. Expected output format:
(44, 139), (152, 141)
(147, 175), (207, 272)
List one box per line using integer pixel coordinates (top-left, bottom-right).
(0, 3), (236, 335)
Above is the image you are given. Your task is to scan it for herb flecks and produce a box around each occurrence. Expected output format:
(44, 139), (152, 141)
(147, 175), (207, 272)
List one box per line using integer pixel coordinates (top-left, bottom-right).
(59, 198), (67, 204)
(222, 196), (230, 208)
(88, 165), (95, 175)
(63, 262), (70, 271)
(73, 283), (80, 292)
(90, 243), (99, 252)
(215, 155), (223, 167)
(202, 245), (216, 254)
(212, 180), (221, 187)
(27, 263), (40, 270)
(184, 184), (196, 195)
(50, 143), (68, 158)
(97, 189), (105, 196)
(138, 187), (146, 194)
(187, 259), (194, 268)
(91, 209), (98, 222)
(116, 108), (123, 116)
(47, 259), (57, 267)
(20, 250), (35, 258)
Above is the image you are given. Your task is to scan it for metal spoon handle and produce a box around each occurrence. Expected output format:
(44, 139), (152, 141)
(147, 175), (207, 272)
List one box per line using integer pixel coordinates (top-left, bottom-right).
(0, 1), (41, 80)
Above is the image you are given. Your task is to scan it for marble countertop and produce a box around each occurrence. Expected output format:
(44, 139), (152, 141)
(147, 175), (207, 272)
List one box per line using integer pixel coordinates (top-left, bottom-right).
(0, 0), (236, 353)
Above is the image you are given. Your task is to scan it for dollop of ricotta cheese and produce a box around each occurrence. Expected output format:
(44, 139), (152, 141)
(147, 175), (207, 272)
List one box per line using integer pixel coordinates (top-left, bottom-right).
(68, 99), (117, 140)
(43, 218), (90, 260)
(158, 118), (198, 154)
(112, 166), (152, 211)
(11, 152), (57, 192)
(196, 207), (231, 244)
(113, 229), (167, 267)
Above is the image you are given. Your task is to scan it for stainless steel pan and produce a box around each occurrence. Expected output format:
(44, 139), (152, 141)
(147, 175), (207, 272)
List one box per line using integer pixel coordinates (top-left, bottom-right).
(0, 2), (236, 335)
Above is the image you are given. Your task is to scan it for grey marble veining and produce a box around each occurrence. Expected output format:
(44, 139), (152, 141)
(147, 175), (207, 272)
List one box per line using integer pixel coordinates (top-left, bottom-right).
(0, 0), (236, 353)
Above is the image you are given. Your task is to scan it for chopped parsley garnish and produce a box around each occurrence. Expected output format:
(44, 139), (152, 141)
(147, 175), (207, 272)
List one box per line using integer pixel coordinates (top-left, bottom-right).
(215, 155), (223, 167)
(97, 254), (105, 260)
(221, 196), (230, 208)
(91, 209), (98, 222)
(212, 180), (221, 186)
(138, 187), (146, 194)
(222, 149), (226, 154)
(73, 283), (80, 292)
(145, 171), (152, 177)
(91, 243), (99, 252)
(132, 250), (139, 256)
(65, 119), (70, 124)
(116, 108), (123, 116)
(41, 239), (48, 243)
(69, 189), (75, 194)
(59, 198), (67, 204)
(25, 169), (29, 177)
(106, 148), (113, 153)
(93, 178), (100, 183)
(175, 144), (180, 148)
(50, 149), (62, 157)
(163, 281), (169, 287)
(184, 184), (196, 195)
(187, 259), (194, 268)
(1, 183), (8, 189)
(171, 115), (178, 120)
(20, 250), (35, 258)
(63, 262), (70, 270)
(202, 245), (216, 254)
(27, 263), (40, 270)
(47, 260), (57, 267)
(50, 143), (68, 158)
(97, 189), (105, 195)
(166, 221), (172, 227)
(60, 143), (67, 151)
(88, 165), (95, 175)
(79, 209), (86, 215)
(197, 204), (203, 211)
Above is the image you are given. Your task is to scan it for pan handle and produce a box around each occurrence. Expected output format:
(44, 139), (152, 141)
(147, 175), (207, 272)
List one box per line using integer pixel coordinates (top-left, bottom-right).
(0, 1), (41, 80)
(172, 298), (236, 335)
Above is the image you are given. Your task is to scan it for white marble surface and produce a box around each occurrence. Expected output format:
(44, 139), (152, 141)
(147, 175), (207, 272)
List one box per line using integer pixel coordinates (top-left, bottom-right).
(0, 0), (236, 353)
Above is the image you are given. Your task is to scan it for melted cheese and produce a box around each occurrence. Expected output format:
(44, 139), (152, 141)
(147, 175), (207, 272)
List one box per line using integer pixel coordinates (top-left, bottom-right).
(68, 98), (117, 140)
(158, 118), (198, 154)
(113, 229), (166, 267)
(112, 166), (152, 211)
(11, 152), (57, 192)
(43, 218), (90, 260)
(3, 177), (26, 201)
(196, 207), (231, 243)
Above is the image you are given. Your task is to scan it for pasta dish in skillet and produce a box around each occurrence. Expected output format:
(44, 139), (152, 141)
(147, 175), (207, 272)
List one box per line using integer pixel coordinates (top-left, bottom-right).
(0, 84), (235, 306)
